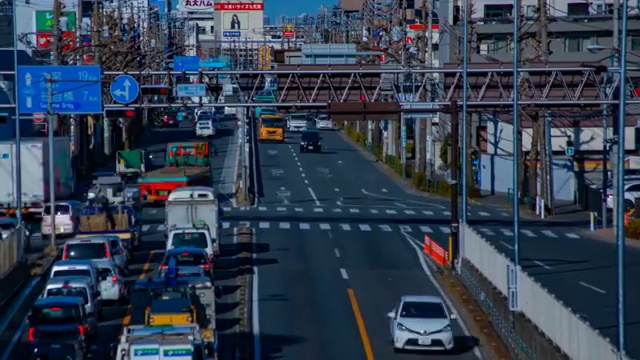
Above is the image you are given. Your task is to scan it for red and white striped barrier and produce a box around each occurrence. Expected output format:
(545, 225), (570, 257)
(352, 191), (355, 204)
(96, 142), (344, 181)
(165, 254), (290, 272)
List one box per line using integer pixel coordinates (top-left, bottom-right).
(423, 234), (450, 266)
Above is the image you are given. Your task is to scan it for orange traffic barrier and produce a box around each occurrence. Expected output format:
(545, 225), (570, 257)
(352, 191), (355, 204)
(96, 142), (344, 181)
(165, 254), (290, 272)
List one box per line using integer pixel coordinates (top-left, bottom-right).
(423, 235), (450, 266)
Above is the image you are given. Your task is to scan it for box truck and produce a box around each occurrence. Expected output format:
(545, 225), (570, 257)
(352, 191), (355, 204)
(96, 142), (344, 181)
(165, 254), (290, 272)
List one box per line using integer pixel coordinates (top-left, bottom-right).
(0, 138), (75, 218)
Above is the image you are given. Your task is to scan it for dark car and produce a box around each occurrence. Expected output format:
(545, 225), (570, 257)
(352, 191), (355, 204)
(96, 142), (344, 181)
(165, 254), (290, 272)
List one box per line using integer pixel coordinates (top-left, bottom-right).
(300, 130), (321, 152)
(163, 110), (179, 127)
(160, 247), (214, 279)
(28, 297), (96, 346)
(31, 339), (87, 360)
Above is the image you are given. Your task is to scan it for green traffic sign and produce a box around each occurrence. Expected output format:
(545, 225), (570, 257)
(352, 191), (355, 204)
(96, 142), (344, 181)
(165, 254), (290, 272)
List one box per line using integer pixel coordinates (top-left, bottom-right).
(35, 11), (77, 32)
(565, 147), (574, 156)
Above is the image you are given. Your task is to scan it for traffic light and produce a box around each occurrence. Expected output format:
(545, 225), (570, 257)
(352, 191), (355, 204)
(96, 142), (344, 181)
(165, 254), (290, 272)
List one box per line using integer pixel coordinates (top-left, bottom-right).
(105, 108), (136, 118)
(141, 86), (171, 96)
(565, 139), (574, 156)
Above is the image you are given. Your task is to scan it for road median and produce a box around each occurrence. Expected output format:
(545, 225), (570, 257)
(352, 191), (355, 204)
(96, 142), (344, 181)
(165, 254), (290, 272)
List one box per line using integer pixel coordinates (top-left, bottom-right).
(236, 226), (254, 359)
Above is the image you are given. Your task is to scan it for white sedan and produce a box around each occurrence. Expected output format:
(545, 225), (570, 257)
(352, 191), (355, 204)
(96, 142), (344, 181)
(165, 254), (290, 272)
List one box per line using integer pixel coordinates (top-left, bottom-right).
(387, 295), (457, 352)
(94, 259), (126, 305)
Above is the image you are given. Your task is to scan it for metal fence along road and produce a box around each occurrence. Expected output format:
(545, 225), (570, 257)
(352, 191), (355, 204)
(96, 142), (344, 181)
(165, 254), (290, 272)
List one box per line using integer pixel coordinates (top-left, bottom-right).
(0, 227), (23, 278)
(460, 224), (626, 360)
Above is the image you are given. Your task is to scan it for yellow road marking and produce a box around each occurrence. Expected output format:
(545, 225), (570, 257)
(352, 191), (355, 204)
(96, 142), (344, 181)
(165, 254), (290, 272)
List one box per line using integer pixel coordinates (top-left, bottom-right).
(121, 250), (155, 326)
(347, 288), (374, 360)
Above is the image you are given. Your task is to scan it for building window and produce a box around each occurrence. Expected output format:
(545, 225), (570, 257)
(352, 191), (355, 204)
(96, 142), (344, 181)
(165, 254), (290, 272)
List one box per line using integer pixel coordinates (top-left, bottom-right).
(197, 25), (206, 35)
(567, 3), (589, 16)
(565, 35), (591, 52)
(488, 36), (511, 54)
(209, 26), (214, 34)
(631, 37), (640, 51)
(522, 5), (536, 17)
(484, 5), (513, 18)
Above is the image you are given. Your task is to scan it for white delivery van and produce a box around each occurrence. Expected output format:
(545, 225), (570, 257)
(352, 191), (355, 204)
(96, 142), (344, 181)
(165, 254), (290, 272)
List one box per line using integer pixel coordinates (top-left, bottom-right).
(42, 201), (84, 236)
(165, 187), (220, 258)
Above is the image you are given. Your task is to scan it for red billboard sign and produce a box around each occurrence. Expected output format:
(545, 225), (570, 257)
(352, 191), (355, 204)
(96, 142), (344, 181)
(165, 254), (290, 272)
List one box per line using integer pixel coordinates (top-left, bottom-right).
(36, 31), (76, 51)
(214, 2), (263, 10)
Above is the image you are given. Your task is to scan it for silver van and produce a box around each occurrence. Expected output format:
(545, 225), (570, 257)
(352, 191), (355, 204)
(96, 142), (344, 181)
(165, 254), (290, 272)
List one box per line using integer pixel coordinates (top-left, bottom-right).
(42, 276), (103, 319)
(50, 260), (100, 290)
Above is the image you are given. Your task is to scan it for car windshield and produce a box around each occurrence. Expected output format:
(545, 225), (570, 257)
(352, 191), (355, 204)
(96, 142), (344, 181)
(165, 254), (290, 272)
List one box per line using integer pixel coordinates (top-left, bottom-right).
(171, 232), (209, 249)
(261, 118), (285, 128)
(400, 301), (447, 319)
(30, 305), (82, 325)
(44, 204), (71, 216)
(289, 114), (306, 120)
(302, 132), (319, 141)
(0, 222), (16, 231)
(46, 287), (88, 304)
(52, 269), (91, 278)
(165, 253), (208, 266)
(65, 243), (106, 260)
(317, 114), (329, 120)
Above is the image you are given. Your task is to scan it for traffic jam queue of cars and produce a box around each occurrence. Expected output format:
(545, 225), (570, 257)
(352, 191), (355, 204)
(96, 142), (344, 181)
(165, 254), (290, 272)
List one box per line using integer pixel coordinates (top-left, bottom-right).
(26, 186), (220, 360)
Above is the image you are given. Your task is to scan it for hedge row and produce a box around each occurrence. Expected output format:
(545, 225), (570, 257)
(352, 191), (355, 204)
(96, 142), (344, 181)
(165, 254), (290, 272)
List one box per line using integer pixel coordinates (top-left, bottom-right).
(344, 125), (480, 198)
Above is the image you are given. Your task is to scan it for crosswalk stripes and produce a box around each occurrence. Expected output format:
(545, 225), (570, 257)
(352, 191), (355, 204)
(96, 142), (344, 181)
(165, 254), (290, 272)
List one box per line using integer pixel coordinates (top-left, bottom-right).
(140, 221), (585, 239)
(295, 208), (303, 212)
(333, 208), (342, 212)
(422, 211), (433, 215)
(314, 208), (324, 212)
(371, 209), (379, 214)
(228, 205), (504, 218)
(277, 207), (286, 212)
(405, 210), (415, 214)
(386, 210), (397, 214)
(349, 208), (360, 213)
(443, 211), (451, 215)
(479, 212), (490, 216)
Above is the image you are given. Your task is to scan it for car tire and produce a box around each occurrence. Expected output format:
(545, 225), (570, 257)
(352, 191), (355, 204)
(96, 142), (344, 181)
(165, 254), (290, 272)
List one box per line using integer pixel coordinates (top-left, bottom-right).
(393, 346), (402, 353)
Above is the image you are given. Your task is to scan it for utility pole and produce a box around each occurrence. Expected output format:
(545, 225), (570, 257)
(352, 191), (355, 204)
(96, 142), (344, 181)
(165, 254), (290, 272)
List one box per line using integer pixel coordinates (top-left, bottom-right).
(537, 0), (553, 217)
(52, 0), (61, 65)
(612, 0), (620, 232)
(425, 0), (435, 178)
(450, 100), (460, 271)
(46, 75), (57, 250)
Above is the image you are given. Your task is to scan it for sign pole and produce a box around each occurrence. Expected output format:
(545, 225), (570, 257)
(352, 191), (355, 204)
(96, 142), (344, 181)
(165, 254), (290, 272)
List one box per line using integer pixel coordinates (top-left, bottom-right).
(12, 0), (22, 249)
(46, 75), (57, 249)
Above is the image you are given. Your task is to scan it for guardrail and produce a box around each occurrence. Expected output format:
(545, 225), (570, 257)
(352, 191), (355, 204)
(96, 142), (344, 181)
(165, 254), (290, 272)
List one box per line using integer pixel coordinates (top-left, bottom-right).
(460, 224), (623, 360)
(0, 227), (24, 278)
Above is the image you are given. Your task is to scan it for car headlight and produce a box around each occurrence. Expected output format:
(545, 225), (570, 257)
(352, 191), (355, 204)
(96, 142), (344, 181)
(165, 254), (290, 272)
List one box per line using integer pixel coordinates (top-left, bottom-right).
(397, 323), (409, 332)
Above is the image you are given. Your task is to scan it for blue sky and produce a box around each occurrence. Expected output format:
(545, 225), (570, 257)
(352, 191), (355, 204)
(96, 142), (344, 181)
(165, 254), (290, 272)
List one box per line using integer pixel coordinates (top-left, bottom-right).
(264, 0), (337, 18)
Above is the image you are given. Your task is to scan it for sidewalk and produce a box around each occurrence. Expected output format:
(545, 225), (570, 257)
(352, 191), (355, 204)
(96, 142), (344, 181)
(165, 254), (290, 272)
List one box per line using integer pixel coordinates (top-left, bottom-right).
(585, 227), (640, 249)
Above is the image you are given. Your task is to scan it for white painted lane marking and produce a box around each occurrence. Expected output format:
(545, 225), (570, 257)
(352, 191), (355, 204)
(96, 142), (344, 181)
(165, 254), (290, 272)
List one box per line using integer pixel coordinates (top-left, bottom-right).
(479, 211), (490, 216)
(334, 248), (341, 257)
(259, 222), (270, 229)
(419, 226), (433, 233)
(301, 173), (305, 177)
(142, 225), (150, 231)
(258, 206), (267, 211)
(299, 167), (303, 171)
(332, 208), (342, 212)
(500, 241), (514, 249)
(314, 208), (324, 212)
(534, 260), (551, 270)
(579, 281), (606, 294)
(479, 228), (495, 236)
(304, 179), (309, 184)
(439, 227), (451, 234)
(382, 189), (388, 192)
(340, 268), (349, 280)
(501, 228), (514, 236)
(340, 224), (351, 231)
(541, 230), (558, 238)
(399, 225), (412, 232)
(279, 222), (290, 229)
(349, 208), (360, 213)
(359, 224), (371, 231)
(220, 222), (229, 229)
(370, 209), (379, 214)
(566, 233), (580, 239)
(295, 208), (303, 212)
(308, 187), (321, 206)
(157, 224), (166, 231)
(299, 223), (310, 230)
(521, 230), (536, 237)
(443, 211), (451, 215)
(380, 225), (392, 232)
(335, 188), (340, 192)
(500, 212), (509, 216)
(297, 162), (301, 166)
(277, 207), (286, 212)
(386, 209), (397, 214)
(404, 210), (416, 214)
(320, 223), (331, 230)
(422, 210), (434, 215)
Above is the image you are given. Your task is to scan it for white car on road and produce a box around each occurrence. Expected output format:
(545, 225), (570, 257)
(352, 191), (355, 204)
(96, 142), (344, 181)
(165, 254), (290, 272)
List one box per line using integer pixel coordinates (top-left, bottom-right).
(387, 295), (456, 352)
(94, 259), (126, 305)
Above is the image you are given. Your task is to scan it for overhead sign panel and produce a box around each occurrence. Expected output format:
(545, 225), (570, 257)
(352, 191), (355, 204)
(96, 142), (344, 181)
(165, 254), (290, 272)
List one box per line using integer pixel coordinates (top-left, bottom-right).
(177, 84), (207, 97)
(35, 11), (77, 31)
(176, 0), (214, 12)
(17, 65), (102, 114)
(174, 56), (200, 71)
(110, 75), (140, 104)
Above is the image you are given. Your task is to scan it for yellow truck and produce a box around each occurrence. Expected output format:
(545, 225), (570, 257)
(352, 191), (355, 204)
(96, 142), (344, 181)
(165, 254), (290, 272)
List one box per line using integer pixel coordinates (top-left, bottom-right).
(145, 298), (196, 326)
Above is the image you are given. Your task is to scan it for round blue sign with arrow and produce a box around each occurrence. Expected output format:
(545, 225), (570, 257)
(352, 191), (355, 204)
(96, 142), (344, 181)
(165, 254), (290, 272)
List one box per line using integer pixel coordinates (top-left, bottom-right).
(110, 75), (140, 104)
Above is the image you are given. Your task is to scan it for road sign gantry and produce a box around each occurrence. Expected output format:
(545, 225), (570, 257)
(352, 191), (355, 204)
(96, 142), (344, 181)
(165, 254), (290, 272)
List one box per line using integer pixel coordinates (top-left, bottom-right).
(17, 65), (103, 114)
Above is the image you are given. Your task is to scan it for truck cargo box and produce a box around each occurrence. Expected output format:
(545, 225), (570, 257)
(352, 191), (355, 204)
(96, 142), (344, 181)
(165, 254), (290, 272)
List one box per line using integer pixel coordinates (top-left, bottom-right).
(0, 137), (74, 213)
(139, 167), (210, 183)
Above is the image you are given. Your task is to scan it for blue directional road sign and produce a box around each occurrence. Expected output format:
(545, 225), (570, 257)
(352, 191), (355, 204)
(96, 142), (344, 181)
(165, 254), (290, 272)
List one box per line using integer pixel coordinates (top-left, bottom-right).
(174, 56), (200, 71)
(176, 84), (206, 97)
(17, 65), (102, 114)
(110, 75), (140, 104)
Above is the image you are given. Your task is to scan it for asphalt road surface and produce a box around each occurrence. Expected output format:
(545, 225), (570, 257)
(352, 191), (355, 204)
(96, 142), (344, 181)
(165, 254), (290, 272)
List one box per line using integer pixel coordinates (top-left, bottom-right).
(235, 127), (482, 360)
(3, 121), (244, 359)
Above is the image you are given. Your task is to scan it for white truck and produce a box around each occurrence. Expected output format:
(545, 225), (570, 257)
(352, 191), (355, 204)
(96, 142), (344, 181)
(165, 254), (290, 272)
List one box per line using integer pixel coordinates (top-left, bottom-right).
(112, 324), (214, 360)
(287, 113), (308, 132)
(165, 186), (220, 258)
(0, 138), (75, 217)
